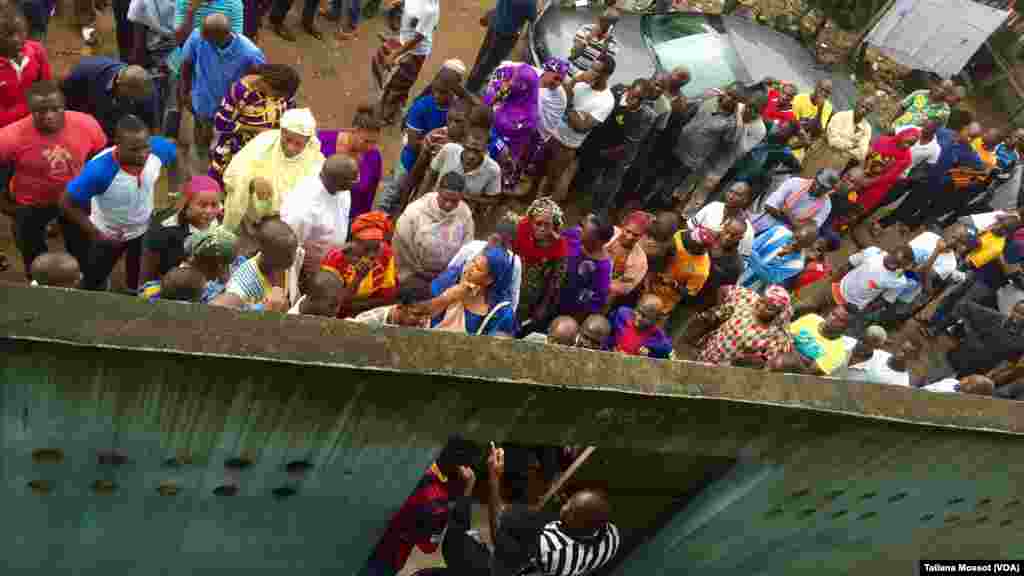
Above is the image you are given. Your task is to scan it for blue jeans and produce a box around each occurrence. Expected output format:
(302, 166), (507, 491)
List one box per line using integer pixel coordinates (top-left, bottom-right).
(327, 0), (360, 27)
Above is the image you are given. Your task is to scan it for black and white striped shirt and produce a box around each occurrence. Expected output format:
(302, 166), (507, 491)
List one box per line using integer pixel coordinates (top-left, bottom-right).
(534, 520), (620, 576)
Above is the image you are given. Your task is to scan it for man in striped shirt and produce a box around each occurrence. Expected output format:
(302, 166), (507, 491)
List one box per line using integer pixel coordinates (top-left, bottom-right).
(211, 217), (295, 311)
(444, 444), (620, 576)
(532, 490), (620, 576)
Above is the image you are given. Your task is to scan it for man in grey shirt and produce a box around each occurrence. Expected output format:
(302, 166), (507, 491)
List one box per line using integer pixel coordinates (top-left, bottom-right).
(644, 84), (745, 212)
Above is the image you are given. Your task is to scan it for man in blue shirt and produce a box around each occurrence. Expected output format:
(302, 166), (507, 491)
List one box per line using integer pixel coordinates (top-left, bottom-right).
(465, 0), (536, 94)
(61, 57), (159, 139)
(886, 110), (987, 231)
(374, 67), (460, 215)
(180, 13), (264, 164)
(61, 115), (180, 292)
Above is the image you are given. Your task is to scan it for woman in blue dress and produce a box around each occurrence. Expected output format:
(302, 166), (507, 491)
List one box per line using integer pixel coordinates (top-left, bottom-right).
(427, 245), (517, 336)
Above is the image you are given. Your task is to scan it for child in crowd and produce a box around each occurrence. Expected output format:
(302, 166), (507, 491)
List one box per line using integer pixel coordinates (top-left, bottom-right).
(289, 270), (344, 316)
(29, 252), (81, 288)
(159, 266), (207, 303)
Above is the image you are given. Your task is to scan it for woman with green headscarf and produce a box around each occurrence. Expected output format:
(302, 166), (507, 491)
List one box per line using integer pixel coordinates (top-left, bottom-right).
(138, 225), (242, 303)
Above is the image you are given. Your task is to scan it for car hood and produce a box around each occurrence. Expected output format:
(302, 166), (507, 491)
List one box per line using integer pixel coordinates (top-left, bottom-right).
(530, 6), (655, 87)
(721, 15), (857, 110)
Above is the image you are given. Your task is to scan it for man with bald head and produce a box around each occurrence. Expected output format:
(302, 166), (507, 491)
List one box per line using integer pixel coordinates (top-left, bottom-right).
(536, 315), (579, 346)
(30, 252), (81, 288)
(281, 154), (360, 290)
(610, 293), (673, 358)
(180, 12), (264, 164)
(465, 444), (620, 576)
(61, 57), (159, 138)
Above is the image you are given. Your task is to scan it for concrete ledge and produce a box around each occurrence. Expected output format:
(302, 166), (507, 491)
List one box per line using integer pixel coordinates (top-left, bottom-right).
(2, 283), (1023, 451)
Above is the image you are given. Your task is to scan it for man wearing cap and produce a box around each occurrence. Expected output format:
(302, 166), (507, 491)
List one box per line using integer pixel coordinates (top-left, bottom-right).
(222, 108), (326, 235)
(751, 168), (840, 236)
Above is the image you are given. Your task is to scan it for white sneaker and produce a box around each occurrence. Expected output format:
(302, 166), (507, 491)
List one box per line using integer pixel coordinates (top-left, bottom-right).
(82, 26), (98, 46)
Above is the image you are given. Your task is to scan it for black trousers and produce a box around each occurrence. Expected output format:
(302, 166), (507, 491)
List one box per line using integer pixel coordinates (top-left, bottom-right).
(642, 160), (691, 212)
(574, 146), (631, 218)
(13, 204), (76, 280)
(466, 21), (519, 94)
(879, 179), (931, 229)
(112, 0), (134, 61)
(928, 275), (996, 333)
(442, 497), (491, 576)
(82, 236), (143, 291)
(269, 0), (318, 26)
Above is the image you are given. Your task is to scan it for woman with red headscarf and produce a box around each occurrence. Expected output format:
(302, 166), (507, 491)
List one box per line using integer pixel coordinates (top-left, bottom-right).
(512, 197), (568, 334)
(320, 211), (399, 318)
(140, 176), (223, 284)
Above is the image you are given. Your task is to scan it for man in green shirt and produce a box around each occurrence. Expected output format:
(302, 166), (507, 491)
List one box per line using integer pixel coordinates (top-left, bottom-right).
(892, 79), (955, 132)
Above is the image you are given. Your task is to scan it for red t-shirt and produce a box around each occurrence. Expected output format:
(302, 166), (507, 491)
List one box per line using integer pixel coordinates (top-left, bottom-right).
(0, 112), (108, 206)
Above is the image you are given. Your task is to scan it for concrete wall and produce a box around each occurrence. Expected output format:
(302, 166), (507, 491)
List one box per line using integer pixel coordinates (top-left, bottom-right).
(2, 285), (1024, 574)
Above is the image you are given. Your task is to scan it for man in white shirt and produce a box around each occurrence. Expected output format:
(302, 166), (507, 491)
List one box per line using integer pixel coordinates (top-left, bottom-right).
(796, 244), (915, 337)
(281, 154), (357, 251)
(847, 340), (918, 387)
(376, 0), (440, 124)
(874, 225), (969, 325)
(281, 155), (358, 296)
(541, 54), (616, 203)
(689, 181), (755, 257)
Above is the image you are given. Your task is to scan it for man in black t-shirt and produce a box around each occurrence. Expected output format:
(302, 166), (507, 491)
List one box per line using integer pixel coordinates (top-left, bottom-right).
(574, 78), (658, 217)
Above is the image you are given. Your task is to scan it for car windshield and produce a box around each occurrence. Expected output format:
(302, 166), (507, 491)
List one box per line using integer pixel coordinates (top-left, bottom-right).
(642, 13), (747, 98)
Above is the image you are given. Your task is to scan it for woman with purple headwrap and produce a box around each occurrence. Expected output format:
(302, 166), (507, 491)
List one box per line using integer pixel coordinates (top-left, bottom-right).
(485, 58), (571, 191)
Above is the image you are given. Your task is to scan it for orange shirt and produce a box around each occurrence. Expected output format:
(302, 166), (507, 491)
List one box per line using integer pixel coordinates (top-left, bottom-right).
(645, 231), (710, 314)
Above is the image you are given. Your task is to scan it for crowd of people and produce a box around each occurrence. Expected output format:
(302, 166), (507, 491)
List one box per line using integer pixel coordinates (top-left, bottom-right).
(2, 0), (1024, 570)
(4, 0), (1024, 467)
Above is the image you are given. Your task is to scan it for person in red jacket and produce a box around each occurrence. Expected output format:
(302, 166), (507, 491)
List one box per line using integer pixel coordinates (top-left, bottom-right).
(0, 7), (52, 130)
(366, 436), (481, 576)
(0, 5), (52, 272)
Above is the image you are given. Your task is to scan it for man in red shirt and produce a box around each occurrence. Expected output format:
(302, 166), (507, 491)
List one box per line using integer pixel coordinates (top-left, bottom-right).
(0, 7), (51, 129)
(0, 80), (107, 279)
(366, 436), (480, 576)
